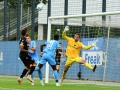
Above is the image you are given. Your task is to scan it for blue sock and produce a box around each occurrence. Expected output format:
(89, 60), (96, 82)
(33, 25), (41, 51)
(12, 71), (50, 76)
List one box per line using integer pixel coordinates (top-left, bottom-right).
(38, 70), (42, 81)
(31, 73), (34, 80)
(53, 70), (58, 83)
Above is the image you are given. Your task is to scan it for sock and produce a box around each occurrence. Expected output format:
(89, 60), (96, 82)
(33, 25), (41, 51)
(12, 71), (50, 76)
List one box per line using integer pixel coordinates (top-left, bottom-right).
(53, 70), (59, 83)
(62, 71), (66, 78)
(20, 68), (28, 78)
(84, 62), (93, 70)
(38, 70), (42, 81)
(29, 66), (35, 75)
(31, 73), (34, 80)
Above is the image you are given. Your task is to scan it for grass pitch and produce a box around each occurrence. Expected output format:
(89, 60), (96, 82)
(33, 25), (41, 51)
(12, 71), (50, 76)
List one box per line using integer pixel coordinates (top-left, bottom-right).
(0, 76), (120, 90)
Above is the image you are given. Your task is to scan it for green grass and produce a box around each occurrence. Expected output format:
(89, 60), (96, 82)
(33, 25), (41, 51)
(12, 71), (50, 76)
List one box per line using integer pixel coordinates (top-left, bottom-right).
(0, 76), (120, 90)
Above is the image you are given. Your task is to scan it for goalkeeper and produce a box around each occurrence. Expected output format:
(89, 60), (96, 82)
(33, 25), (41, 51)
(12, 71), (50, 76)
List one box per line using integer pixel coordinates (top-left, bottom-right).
(60, 26), (97, 82)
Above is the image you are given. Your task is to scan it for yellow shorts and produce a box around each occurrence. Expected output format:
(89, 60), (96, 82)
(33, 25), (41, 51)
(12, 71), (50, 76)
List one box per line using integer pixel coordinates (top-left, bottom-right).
(65, 57), (82, 66)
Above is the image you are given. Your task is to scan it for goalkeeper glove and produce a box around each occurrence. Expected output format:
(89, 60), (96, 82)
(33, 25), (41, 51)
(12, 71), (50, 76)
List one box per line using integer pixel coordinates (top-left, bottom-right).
(64, 26), (69, 32)
(91, 42), (96, 47)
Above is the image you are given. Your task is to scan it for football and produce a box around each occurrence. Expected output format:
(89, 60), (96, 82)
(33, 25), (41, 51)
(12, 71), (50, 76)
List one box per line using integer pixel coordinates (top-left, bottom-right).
(37, 3), (43, 11)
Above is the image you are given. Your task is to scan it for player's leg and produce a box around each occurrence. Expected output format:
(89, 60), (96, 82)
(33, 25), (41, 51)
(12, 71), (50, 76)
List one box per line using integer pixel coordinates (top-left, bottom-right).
(56, 65), (60, 73)
(48, 55), (60, 86)
(26, 55), (36, 83)
(34, 60), (44, 86)
(60, 65), (70, 82)
(56, 58), (60, 73)
(18, 55), (30, 85)
(78, 57), (97, 72)
(31, 73), (34, 85)
(28, 57), (36, 75)
(37, 69), (44, 86)
(38, 54), (47, 69)
(51, 65), (61, 86)
(18, 67), (29, 85)
(60, 57), (73, 82)
(30, 61), (39, 85)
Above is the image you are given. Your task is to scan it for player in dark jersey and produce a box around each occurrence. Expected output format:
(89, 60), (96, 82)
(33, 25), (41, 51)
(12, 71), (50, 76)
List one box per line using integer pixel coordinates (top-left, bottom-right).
(17, 28), (36, 85)
(55, 43), (65, 73)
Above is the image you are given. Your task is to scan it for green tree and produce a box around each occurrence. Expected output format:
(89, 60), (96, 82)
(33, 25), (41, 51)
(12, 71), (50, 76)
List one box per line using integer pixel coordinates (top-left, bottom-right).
(28, 30), (38, 40)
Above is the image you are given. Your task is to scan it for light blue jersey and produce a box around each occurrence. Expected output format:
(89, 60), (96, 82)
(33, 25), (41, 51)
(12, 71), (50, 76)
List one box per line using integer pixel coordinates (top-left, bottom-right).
(28, 41), (39, 62)
(40, 40), (60, 65)
(28, 41), (43, 81)
(44, 40), (60, 56)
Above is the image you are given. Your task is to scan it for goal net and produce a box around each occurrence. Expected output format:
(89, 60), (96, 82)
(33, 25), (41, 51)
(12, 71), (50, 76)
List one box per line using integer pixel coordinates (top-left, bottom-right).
(45, 11), (120, 84)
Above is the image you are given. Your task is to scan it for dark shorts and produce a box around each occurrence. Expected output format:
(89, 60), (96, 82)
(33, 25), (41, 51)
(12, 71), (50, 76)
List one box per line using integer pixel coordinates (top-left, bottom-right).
(55, 57), (61, 65)
(19, 52), (35, 67)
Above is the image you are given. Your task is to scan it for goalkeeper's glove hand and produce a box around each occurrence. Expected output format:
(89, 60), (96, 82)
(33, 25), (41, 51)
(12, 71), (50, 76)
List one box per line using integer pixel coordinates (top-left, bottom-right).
(64, 26), (69, 32)
(91, 42), (96, 47)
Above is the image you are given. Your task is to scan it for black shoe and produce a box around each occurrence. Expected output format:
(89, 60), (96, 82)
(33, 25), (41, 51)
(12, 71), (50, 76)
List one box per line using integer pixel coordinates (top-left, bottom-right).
(93, 65), (97, 72)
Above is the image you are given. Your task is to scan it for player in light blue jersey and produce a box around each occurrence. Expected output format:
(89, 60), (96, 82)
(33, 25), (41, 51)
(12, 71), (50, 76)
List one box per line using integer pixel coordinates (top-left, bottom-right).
(26, 36), (44, 86)
(38, 34), (61, 86)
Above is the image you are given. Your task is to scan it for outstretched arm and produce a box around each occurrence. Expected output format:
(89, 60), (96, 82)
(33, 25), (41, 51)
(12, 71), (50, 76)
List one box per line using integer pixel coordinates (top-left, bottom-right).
(62, 26), (70, 41)
(83, 45), (93, 50)
(62, 31), (69, 40)
(83, 42), (96, 50)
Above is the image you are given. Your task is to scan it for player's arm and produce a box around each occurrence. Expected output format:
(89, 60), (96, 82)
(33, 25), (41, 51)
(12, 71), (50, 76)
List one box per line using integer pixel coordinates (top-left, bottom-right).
(62, 26), (70, 41)
(30, 41), (37, 51)
(59, 51), (66, 55)
(20, 43), (34, 53)
(82, 42), (96, 50)
(57, 48), (66, 55)
(40, 44), (46, 56)
(58, 49), (63, 55)
(19, 42), (28, 52)
(30, 46), (36, 51)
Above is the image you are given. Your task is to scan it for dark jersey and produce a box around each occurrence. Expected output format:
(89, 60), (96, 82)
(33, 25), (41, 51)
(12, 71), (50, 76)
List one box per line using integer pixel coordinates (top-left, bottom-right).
(55, 48), (62, 65)
(55, 48), (62, 59)
(19, 37), (28, 54)
(19, 37), (35, 67)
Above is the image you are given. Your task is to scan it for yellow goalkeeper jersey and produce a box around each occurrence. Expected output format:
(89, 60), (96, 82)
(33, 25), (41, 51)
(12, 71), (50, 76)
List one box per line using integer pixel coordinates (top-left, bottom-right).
(62, 31), (83, 58)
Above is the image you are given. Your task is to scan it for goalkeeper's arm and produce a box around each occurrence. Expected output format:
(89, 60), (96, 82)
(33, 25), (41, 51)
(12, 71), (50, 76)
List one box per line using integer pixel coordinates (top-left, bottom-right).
(62, 26), (70, 40)
(83, 42), (96, 50)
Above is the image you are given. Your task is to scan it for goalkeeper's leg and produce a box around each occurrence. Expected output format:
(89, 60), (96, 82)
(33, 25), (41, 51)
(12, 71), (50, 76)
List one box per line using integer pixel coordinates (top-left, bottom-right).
(60, 57), (73, 82)
(60, 65), (70, 82)
(79, 58), (97, 72)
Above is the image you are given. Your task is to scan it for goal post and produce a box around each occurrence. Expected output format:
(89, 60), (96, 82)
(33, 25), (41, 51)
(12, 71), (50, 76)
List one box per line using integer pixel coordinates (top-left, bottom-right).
(45, 11), (120, 83)
(45, 19), (51, 83)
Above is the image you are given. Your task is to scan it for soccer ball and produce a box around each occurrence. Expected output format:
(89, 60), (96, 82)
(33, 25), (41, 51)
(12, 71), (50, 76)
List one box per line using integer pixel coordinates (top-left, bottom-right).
(37, 3), (43, 11)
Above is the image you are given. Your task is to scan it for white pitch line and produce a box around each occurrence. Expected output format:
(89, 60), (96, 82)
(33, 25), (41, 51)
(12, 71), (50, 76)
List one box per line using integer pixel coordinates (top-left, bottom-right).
(0, 87), (25, 90)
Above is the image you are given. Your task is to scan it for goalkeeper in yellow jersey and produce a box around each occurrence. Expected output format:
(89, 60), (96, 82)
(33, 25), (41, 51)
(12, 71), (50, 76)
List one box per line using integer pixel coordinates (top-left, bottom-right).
(60, 26), (97, 82)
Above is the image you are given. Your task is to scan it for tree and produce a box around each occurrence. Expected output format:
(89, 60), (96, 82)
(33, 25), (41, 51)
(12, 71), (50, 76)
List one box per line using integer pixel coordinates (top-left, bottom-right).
(0, 0), (47, 8)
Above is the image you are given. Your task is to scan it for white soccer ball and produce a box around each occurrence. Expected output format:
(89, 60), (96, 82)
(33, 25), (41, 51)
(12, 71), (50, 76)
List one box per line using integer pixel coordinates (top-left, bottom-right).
(37, 3), (43, 11)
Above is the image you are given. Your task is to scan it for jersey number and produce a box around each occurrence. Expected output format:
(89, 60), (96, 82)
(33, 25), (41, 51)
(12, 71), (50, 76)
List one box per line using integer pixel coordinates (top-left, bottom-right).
(46, 41), (54, 49)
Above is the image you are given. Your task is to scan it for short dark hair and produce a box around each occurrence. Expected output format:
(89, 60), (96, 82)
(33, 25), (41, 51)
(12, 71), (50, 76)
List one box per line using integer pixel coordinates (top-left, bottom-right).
(75, 33), (81, 38)
(21, 28), (27, 36)
(59, 43), (62, 44)
(26, 35), (30, 38)
(54, 34), (59, 40)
